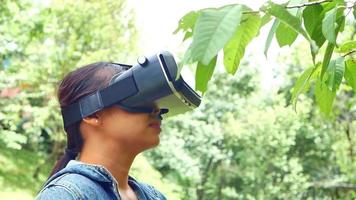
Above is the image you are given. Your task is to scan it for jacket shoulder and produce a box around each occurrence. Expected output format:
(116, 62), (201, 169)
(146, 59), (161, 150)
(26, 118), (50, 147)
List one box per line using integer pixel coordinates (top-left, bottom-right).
(36, 173), (111, 200)
(36, 183), (78, 200)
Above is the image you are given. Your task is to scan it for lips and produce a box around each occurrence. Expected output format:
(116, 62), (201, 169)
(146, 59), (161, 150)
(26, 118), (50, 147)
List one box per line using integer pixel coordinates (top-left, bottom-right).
(149, 121), (161, 129)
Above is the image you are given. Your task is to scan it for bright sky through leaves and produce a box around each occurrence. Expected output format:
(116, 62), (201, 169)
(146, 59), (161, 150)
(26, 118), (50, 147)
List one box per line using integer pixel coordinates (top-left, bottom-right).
(129, 0), (288, 92)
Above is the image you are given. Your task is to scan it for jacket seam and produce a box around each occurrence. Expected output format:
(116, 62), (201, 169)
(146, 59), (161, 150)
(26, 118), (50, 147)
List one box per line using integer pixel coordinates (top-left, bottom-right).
(43, 174), (85, 200)
(148, 185), (160, 198)
(43, 184), (81, 200)
(53, 179), (85, 200)
(38, 173), (68, 194)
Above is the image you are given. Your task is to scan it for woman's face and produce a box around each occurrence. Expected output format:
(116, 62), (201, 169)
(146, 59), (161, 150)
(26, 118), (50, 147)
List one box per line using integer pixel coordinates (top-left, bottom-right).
(83, 106), (162, 153)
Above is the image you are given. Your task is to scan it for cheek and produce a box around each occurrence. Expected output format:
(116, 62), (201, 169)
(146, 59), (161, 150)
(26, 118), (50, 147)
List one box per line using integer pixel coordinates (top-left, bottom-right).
(121, 118), (148, 135)
(103, 115), (149, 138)
(100, 112), (160, 149)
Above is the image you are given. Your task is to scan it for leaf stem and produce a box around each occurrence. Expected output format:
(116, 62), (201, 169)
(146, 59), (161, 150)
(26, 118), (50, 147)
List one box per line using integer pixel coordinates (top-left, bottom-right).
(343, 50), (356, 57)
(242, 11), (260, 15)
(286, 0), (333, 9)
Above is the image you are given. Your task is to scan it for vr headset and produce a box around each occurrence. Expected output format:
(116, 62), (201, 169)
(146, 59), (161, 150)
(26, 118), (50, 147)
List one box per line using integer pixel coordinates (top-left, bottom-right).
(61, 51), (201, 128)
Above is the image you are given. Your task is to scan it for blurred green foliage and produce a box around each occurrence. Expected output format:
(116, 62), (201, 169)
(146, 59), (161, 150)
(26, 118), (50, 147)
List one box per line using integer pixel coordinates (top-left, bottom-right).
(0, 0), (137, 151)
(150, 65), (355, 199)
(0, 143), (52, 199)
(0, 0), (355, 200)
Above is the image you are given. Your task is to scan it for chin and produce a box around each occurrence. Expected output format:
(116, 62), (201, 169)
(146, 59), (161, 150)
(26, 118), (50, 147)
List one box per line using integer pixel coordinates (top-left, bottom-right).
(142, 139), (160, 152)
(150, 139), (160, 148)
(136, 130), (161, 151)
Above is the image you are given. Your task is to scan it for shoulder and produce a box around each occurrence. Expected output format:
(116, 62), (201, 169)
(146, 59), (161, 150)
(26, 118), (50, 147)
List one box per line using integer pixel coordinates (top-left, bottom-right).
(36, 173), (111, 200)
(134, 181), (167, 200)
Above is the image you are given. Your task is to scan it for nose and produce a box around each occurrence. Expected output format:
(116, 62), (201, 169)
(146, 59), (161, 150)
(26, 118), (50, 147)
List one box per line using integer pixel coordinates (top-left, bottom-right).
(150, 107), (162, 120)
(150, 106), (168, 120)
(151, 107), (161, 116)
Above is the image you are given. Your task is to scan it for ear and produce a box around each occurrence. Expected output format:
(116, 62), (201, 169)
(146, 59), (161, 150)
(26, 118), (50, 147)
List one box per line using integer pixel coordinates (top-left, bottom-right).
(82, 113), (101, 127)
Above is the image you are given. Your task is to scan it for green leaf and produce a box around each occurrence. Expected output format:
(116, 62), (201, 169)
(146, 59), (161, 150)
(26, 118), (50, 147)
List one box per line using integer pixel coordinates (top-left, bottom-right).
(287, 0), (305, 16)
(325, 57), (345, 92)
(315, 77), (336, 116)
(291, 67), (316, 109)
(339, 41), (356, 53)
(321, 42), (335, 80)
(223, 14), (261, 74)
(353, 5), (356, 20)
(322, 7), (337, 45)
(321, 0), (345, 14)
(325, 60), (336, 91)
(188, 5), (243, 65)
(174, 11), (201, 41)
(195, 56), (217, 93)
(302, 4), (325, 47)
(333, 57), (345, 91)
(275, 23), (298, 47)
(178, 47), (193, 79)
(344, 59), (356, 92)
(264, 19), (279, 57)
(266, 2), (309, 40)
(273, 0), (304, 48)
(309, 41), (319, 65)
(260, 14), (272, 28)
(336, 12), (345, 33)
(267, 1), (320, 63)
(321, 2), (345, 32)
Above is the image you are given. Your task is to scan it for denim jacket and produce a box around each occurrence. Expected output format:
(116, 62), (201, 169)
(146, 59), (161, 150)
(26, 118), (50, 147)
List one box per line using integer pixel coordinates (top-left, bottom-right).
(35, 160), (167, 200)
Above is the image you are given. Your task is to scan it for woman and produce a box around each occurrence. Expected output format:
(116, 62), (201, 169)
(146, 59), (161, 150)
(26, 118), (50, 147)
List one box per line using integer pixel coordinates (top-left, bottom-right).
(36, 62), (167, 200)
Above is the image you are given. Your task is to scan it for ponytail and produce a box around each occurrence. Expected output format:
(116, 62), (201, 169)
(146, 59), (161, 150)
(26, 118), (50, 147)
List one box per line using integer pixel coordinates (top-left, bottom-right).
(48, 124), (82, 178)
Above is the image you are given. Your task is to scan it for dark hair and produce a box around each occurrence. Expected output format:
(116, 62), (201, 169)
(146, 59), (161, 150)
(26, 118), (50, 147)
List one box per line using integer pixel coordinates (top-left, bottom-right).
(48, 62), (129, 177)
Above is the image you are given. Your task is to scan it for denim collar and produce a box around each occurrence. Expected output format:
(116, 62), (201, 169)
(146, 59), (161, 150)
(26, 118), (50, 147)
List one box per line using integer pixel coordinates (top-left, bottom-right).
(42, 160), (162, 200)
(45, 160), (140, 187)
(66, 160), (117, 183)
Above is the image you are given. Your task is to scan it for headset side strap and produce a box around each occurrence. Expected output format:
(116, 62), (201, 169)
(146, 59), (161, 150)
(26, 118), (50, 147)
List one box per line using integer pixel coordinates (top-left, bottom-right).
(61, 74), (138, 128)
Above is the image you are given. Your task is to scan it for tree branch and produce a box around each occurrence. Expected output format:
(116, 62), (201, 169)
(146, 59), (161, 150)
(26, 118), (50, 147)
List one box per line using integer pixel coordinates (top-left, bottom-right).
(311, 181), (356, 190)
(286, 0), (333, 9)
(346, 1), (356, 9)
(343, 50), (356, 57)
(242, 0), (334, 15)
(345, 122), (354, 160)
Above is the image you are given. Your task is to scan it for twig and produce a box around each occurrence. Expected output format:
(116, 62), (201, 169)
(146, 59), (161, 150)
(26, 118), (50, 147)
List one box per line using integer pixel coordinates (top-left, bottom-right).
(286, 0), (333, 9)
(346, 1), (356, 9)
(345, 6), (353, 17)
(242, 11), (260, 15)
(343, 50), (356, 57)
(242, 0), (349, 15)
(242, 0), (334, 15)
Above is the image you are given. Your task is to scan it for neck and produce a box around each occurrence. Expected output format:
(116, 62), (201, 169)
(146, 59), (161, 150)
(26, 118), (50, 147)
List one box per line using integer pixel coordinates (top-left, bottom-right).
(79, 137), (138, 190)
